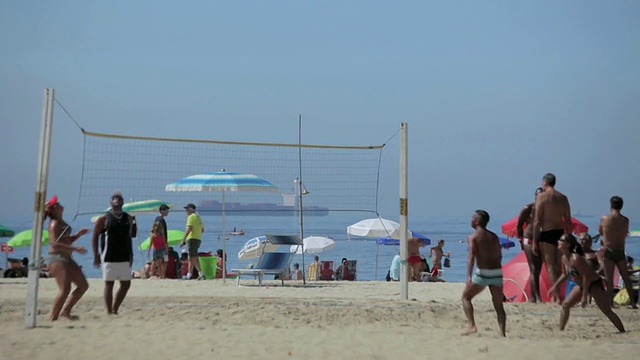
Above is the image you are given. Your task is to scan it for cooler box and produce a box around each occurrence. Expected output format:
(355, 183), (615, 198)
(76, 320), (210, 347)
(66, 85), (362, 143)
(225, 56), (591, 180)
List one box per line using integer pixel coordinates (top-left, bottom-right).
(198, 256), (217, 280)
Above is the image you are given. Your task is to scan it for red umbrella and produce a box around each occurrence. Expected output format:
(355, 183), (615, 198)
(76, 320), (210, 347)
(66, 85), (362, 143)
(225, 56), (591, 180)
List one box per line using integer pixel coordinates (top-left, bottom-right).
(501, 215), (589, 238)
(502, 251), (566, 303)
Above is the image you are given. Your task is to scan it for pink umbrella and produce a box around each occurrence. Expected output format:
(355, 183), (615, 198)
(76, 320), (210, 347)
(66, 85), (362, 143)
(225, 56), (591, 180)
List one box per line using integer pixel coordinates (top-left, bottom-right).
(502, 251), (566, 303)
(501, 215), (589, 238)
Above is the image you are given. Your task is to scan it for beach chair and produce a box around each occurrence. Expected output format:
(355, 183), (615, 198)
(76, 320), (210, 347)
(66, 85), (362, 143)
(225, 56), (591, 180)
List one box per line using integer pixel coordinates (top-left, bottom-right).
(307, 263), (319, 281)
(342, 260), (357, 281)
(319, 260), (334, 280)
(231, 234), (299, 287)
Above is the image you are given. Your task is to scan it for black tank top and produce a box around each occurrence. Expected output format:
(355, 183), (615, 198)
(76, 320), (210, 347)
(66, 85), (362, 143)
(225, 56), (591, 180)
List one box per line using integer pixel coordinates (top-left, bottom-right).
(100, 212), (133, 263)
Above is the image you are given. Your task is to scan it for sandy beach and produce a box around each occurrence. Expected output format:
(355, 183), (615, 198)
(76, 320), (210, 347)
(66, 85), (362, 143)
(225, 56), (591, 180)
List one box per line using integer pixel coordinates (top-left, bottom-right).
(1, 277), (639, 360)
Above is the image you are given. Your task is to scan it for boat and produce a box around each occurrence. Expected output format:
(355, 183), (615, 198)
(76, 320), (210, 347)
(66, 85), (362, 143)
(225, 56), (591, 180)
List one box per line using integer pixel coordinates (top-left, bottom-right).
(229, 228), (245, 236)
(197, 199), (329, 217)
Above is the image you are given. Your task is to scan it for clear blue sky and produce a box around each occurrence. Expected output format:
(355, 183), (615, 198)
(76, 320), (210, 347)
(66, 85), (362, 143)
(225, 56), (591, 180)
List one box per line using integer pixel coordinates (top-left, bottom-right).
(1, 1), (639, 222)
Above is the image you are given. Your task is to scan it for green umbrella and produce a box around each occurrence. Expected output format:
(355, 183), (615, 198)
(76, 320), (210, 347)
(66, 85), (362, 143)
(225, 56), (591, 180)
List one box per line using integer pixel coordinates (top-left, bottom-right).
(139, 229), (185, 250)
(7, 230), (50, 247)
(91, 199), (174, 222)
(629, 228), (640, 237)
(0, 224), (15, 237)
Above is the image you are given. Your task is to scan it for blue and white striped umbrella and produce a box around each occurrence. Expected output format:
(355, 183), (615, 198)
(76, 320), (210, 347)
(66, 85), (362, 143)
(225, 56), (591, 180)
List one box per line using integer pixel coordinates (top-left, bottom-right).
(165, 170), (277, 281)
(165, 171), (278, 193)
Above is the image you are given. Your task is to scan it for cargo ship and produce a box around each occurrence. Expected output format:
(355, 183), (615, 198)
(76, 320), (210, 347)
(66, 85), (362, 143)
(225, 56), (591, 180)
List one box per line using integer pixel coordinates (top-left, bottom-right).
(197, 196), (329, 217)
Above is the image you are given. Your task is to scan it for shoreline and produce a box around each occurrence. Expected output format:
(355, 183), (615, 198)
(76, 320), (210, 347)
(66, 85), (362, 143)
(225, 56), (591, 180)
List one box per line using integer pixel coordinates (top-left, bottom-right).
(1, 278), (639, 359)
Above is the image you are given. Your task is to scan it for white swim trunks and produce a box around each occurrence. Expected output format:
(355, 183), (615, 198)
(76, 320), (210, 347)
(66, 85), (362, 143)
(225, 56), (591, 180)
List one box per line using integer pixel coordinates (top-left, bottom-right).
(102, 262), (132, 281)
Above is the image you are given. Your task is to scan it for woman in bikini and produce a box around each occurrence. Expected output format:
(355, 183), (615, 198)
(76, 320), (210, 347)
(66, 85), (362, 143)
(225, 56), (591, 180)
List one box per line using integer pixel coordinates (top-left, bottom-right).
(579, 233), (603, 274)
(45, 195), (90, 321)
(548, 234), (625, 332)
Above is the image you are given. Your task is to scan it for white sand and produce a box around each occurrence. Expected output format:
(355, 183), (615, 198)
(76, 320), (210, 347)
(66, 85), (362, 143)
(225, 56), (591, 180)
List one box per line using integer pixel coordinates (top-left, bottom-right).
(1, 278), (639, 360)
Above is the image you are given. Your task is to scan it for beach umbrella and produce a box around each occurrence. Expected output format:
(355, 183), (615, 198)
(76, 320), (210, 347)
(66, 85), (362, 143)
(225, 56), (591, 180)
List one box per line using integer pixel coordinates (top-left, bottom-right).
(629, 229), (640, 237)
(238, 236), (280, 260)
(139, 230), (185, 250)
(166, 170), (277, 281)
(501, 215), (589, 238)
(376, 231), (431, 246)
(0, 224), (15, 238)
(347, 218), (410, 239)
(290, 236), (336, 254)
(502, 251), (565, 303)
(91, 199), (174, 222)
(7, 230), (50, 247)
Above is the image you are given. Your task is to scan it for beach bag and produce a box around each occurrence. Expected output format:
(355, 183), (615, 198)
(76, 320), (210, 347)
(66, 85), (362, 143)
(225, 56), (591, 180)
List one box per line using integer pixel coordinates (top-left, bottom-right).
(443, 256), (451, 268)
(614, 289), (630, 306)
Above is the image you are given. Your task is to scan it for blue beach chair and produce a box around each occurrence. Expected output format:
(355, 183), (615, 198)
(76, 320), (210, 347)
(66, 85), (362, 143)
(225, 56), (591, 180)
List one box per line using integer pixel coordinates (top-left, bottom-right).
(232, 234), (299, 287)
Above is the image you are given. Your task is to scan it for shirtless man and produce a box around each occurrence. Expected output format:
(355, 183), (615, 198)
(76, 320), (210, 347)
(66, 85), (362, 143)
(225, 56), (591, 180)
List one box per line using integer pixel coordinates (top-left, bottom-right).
(429, 239), (449, 271)
(516, 187), (543, 302)
(461, 210), (506, 337)
(598, 196), (636, 308)
(532, 173), (572, 303)
(408, 237), (426, 281)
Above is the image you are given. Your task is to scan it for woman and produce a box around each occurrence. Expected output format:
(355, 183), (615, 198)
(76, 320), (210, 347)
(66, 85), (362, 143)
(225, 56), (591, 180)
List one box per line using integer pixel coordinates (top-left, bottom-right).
(548, 234), (625, 332)
(45, 195), (89, 321)
(147, 221), (167, 279)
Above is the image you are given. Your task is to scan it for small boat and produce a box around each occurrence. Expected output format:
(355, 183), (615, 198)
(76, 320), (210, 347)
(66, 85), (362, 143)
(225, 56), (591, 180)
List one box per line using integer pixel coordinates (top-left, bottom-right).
(229, 228), (245, 236)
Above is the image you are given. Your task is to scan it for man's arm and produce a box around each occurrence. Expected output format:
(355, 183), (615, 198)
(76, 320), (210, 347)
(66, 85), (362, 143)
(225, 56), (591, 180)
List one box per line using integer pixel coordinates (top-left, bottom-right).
(516, 206), (531, 239)
(466, 236), (475, 282)
(563, 197), (572, 235)
(598, 216), (605, 236)
(532, 197), (543, 254)
(92, 215), (106, 267)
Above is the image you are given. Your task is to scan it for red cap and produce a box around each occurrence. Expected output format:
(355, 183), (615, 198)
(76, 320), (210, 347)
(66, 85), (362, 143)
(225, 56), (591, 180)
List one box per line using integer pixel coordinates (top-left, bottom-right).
(46, 195), (58, 209)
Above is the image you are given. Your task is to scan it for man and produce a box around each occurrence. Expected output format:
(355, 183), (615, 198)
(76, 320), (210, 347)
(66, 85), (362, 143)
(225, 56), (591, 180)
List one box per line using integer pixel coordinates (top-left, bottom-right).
(180, 203), (205, 280)
(408, 237), (427, 281)
(429, 239), (449, 275)
(516, 187), (544, 303)
(532, 173), (572, 303)
(599, 196), (636, 308)
(155, 204), (170, 243)
(335, 258), (348, 280)
(461, 210), (506, 337)
(92, 192), (135, 315)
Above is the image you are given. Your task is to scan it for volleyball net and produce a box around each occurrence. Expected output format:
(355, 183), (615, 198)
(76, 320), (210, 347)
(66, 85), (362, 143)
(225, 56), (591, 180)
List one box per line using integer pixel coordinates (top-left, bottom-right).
(74, 130), (391, 226)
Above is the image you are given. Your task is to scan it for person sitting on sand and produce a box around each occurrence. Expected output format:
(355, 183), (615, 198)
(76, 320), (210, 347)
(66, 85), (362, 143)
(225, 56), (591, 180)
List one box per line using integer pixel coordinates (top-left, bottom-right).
(461, 210), (506, 337)
(548, 234), (625, 332)
(293, 263), (303, 280)
(335, 258), (348, 280)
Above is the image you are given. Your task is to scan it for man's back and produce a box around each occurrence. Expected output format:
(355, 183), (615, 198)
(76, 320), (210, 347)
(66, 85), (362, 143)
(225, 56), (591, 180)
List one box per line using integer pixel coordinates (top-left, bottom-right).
(470, 229), (501, 270)
(535, 188), (571, 232)
(600, 212), (629, 250)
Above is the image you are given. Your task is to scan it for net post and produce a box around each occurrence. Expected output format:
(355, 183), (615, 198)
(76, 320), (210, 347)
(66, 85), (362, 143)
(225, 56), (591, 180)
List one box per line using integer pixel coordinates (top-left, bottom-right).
(26, 88), (55, 328)
(399, 122), (409, 300)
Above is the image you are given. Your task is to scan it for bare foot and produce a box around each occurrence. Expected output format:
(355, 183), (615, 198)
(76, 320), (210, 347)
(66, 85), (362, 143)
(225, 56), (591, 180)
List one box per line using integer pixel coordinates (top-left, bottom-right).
(60, 314), (80, 321)
(461, 326), (477, 336)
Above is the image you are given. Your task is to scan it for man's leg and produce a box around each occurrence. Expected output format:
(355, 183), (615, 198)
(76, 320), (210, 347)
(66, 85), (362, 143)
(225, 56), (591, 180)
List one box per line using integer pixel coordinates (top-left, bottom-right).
(616, 261), (638, 309)
(104, 281), (115, 314)
(523, 244), (542, 303)
(603, 258), (616, 304)
(541, 242), (561, 302)
(488, 285), (506, 337)
(461, 282), (485, 335)
(112, 280), (131, 314)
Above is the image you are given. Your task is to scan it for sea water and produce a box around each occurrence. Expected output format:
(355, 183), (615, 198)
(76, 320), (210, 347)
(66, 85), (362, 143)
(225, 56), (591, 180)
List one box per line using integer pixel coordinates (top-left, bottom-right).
(2, 213), (639, 282)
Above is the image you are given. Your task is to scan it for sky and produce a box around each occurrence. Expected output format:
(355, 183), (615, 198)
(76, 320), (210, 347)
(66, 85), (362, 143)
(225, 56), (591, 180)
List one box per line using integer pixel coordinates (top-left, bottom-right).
(1, 1), (639, 223)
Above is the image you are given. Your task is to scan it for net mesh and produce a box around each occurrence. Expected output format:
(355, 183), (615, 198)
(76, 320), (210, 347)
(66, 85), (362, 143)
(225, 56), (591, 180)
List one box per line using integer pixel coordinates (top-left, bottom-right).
(75, 131), (389, 226)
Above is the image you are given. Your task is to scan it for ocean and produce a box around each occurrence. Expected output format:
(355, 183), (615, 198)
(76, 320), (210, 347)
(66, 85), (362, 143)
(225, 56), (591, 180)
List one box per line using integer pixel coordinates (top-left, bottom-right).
(2, 212), (639, 282)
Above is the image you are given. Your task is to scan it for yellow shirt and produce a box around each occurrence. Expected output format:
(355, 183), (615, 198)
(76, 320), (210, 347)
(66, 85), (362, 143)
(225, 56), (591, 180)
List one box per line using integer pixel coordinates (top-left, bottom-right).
(186, 213), (203, 240)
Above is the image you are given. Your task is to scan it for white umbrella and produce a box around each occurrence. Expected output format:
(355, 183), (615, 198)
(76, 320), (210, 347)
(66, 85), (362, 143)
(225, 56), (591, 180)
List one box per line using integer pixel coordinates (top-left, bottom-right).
(238, 236), (280, 260)
(347, 217), (411, 280)
(166, 170), (278, 281)
(290, 236), (336, 255)
(347, 218), (408, 239)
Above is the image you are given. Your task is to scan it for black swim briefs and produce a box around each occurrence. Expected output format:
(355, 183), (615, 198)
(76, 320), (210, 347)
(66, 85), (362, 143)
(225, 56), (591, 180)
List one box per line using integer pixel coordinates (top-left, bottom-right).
(539, 229), (564, 246)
